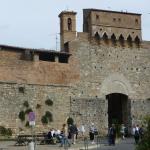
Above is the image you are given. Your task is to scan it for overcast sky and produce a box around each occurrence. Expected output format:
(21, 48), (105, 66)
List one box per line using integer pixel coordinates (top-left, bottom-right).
(0, 0), (149, 50)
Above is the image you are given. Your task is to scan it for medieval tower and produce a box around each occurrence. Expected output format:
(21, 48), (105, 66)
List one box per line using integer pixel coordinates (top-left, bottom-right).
(59, 11), (77, 51)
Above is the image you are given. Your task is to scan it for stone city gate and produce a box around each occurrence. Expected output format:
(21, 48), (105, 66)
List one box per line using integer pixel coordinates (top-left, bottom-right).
(101, 73), (133, 131)
(69, 73), (133, 134)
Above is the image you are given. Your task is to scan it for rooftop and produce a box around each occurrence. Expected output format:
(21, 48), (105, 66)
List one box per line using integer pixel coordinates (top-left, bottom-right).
(84, 8), (141, 16)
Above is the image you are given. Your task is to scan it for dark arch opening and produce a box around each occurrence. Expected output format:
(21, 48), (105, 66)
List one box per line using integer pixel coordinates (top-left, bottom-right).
(111, 34), (117, 45)
(103, 32), (108, 43)
(103, 32), (108, 40)
(106, 93), (130, 128)
(135, 36), (140, 46)
(119, 34), (125, 46)
(67, 18), (72, 31)
(127, 35), (132, 46)
(94, 32), (100, 40)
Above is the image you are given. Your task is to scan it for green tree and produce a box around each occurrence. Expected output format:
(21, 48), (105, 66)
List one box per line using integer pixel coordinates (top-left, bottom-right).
(136, 115), (150, 150)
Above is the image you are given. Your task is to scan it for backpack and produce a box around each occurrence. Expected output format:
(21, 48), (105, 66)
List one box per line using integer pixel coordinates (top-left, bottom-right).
(109, 128), (114, 136)
(139, 128), (144, 135)
(134, 130), (139, 137)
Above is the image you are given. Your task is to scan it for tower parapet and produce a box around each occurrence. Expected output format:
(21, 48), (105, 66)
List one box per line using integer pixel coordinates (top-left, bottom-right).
(83, 9), (142, 44)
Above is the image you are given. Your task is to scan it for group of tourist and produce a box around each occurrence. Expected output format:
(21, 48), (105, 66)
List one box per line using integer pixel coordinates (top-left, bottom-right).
(45, 122), (144, 147)
(59, 123), (79, 147)
(107, 123), (144, 146)
(58, 122), (98, 147)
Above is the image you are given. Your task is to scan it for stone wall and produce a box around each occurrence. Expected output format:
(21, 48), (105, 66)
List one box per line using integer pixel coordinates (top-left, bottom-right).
(0, 49), (79, 85)
(68, 38), (150, 129)
(70, 98), (108, 135)
(0, 83), (72, 133)
(0, 38), (149, 135)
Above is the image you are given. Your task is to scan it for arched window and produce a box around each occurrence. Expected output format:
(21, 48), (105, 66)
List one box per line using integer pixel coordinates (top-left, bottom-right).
(67, 18), (72, 31)
(95, 32), (100, 40)
(127, 35), (132, 46)
(103, 33), (108, 40)
(119, 34), (124, 46)
(135, 36), (140, 46)
(103, 32), (108, 43)
(111, 34), (116, 44)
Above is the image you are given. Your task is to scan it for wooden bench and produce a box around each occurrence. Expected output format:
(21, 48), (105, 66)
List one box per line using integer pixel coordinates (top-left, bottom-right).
(15, 133), (55, 146)
(15, 134), (31, 146)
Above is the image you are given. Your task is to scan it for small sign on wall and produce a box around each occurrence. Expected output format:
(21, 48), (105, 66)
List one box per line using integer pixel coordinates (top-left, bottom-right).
(28, 112), (35, 126)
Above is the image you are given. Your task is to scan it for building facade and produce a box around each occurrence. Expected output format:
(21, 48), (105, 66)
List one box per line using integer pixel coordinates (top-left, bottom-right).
(0, 9), (150, 135)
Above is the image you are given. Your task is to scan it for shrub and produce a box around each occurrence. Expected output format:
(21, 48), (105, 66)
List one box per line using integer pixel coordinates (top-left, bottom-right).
(45, 111), (53, 122)
(23, 101), (29, 108)
(25, 121), (29, 127)
(67, 117), (74, 125)
(6, 128), (12, 136)
(136, 115), (150, 150)
(0, 126), (12, 136)
(45, 99), (53, 106)
(36, 104), (41, 109)
(25, 108), (33, 114)
(41, 115), (48, 124)
(115, 124), (121, 138)
(18, 111), (25, 121)
(0, 126), (7, 135)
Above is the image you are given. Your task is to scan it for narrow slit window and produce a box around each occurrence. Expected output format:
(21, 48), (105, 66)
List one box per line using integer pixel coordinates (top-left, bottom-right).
(68, 18), (72, 31)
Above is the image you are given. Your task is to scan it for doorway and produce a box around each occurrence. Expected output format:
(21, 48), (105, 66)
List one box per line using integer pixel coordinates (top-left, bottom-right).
(106, 93), (129, 127)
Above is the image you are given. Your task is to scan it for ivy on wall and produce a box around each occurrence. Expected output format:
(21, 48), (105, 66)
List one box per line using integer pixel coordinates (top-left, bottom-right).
(41, 98), (54, 125)
(45, 99), (53, 106)
(18, 111), (25, 122)
(18, 97), (54, 126)
(18, 101), (33, 127)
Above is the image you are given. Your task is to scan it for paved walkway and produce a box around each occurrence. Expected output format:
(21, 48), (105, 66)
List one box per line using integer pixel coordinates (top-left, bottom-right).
(91, 138), (135, 150)
(0, 138), (135, 150)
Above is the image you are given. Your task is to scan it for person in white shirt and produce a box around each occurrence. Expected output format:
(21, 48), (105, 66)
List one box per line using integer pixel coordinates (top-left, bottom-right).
(80, 124), (85, 137)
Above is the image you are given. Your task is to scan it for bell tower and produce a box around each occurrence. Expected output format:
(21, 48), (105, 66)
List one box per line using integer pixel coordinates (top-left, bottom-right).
(59, 11), (77, 51)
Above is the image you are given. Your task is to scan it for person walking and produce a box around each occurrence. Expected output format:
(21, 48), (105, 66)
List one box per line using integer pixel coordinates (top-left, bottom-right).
(108, 124), (116, 146)
(120, 124), (126, 139)
(139, 125), (144, 140)
(80, 124), (86, 137)
(134, 125), (140, 144)
(69, 123), (78, 144)
(60, 124), (70, 147)
(89, 123), (96, 144)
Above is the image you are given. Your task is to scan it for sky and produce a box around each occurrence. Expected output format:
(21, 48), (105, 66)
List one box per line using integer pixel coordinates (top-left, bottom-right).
(0, 0), (149, 50)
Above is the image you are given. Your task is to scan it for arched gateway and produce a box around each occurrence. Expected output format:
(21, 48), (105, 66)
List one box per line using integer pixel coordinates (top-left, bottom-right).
(101, 73), (133, 128)
(106, 93), (129, 126)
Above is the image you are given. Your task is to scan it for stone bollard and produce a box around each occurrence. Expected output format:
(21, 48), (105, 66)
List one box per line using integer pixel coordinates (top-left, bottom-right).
(28, 141), (35, 150)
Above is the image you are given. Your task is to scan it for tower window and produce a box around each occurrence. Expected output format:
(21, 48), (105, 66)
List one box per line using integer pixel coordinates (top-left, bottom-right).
(67, 18), (72, 31)
(96, 15), (99, 20)
(118, 18), (121, 22)
(135, 19), (138, 24)
(113, 18), (116, 22)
